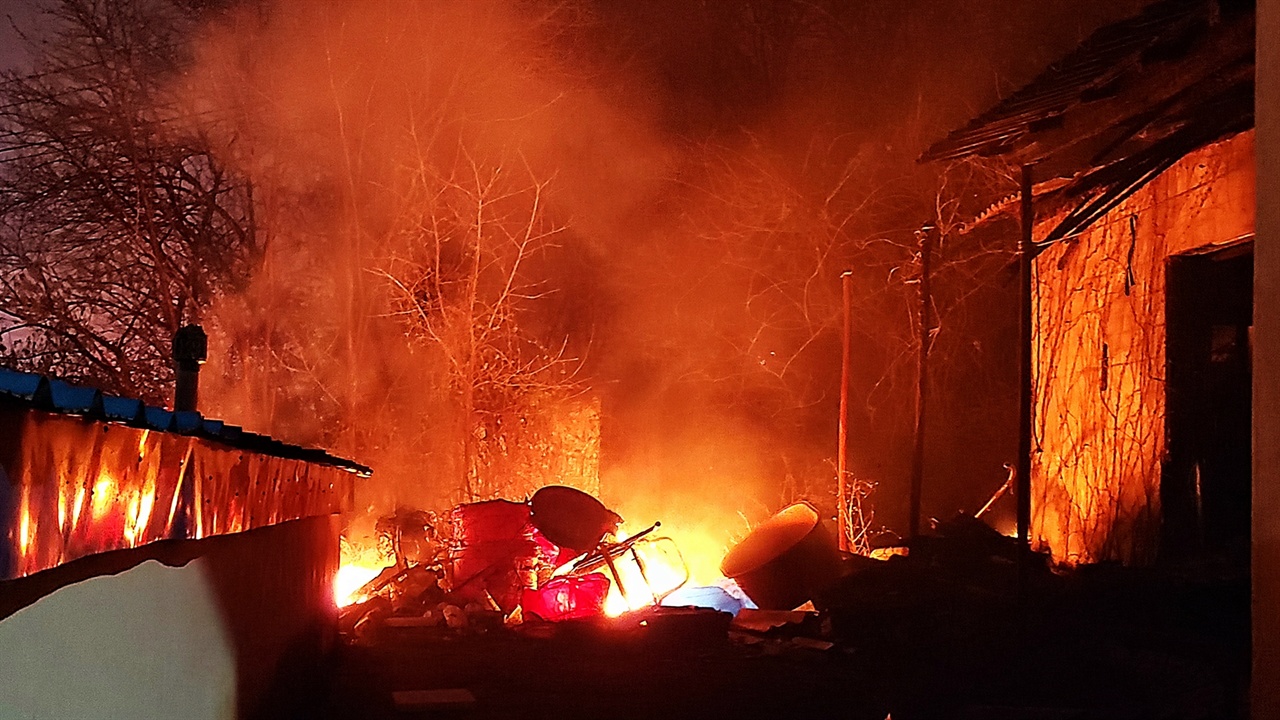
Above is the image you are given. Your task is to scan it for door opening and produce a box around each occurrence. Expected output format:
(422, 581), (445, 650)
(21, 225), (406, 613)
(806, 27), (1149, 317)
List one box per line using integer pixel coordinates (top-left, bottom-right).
(1163, 244), (1253, 563)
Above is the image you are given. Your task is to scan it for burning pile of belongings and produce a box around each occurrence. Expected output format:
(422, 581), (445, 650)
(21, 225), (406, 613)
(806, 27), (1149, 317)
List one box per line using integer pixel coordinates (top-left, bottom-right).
(339, 485), (744, 638)
(338, 487), (1049, 650)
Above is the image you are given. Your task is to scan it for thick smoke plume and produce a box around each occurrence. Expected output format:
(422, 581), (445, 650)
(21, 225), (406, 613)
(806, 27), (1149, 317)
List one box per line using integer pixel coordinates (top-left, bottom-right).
(188, 1), (667, 514)
(171, 0), (1146, 552)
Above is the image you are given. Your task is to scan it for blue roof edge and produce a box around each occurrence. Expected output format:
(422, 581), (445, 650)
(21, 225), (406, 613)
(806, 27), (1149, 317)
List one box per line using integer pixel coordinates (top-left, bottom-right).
(0, 366), (372, 477)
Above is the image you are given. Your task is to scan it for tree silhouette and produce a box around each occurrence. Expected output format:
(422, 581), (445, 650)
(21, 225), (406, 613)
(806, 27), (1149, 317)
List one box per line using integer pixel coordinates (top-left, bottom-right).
(0, 0), (256, 403)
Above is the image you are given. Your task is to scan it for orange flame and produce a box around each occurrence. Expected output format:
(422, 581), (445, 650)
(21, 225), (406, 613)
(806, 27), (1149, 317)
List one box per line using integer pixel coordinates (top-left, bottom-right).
(334, 562), (385, 607)
(590, 524), (728, 617)
(335, 539), (390, 607)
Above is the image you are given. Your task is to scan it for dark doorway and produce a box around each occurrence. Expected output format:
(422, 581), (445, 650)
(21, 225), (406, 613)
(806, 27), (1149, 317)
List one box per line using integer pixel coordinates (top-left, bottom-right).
(1163, 244), (1253, 563)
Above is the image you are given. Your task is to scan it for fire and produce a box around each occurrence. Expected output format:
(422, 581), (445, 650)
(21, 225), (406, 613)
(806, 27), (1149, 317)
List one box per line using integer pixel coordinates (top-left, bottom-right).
(994, 519), (1018, 538)
(331, 504), (745, 619)
(335, 538), (391, 607)
(334, 562), (385, 607)
(595, 525), (727, 617)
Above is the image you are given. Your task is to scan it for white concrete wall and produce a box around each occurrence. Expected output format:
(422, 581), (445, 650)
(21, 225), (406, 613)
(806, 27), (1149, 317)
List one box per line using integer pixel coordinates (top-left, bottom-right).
(0, 559), (235, 720)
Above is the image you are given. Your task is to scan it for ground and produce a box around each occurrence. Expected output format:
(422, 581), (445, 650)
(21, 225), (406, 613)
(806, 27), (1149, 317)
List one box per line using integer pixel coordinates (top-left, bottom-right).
(321, 620), (882, 720)
(311, 559), (1248, 720)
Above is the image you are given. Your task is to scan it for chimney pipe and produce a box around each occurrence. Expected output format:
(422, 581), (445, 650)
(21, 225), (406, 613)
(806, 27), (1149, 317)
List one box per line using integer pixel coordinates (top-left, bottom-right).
(172, 324), (208, 412)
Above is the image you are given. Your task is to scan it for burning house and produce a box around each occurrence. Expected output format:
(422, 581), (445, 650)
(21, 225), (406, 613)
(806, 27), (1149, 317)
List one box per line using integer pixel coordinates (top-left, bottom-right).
(0, 366), (369, 718)
(923, 0), (1255, 565)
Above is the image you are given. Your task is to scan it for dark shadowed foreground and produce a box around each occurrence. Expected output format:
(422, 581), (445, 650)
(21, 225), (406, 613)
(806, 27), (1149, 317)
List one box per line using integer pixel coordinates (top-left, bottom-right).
(312, 559), (1247, 720)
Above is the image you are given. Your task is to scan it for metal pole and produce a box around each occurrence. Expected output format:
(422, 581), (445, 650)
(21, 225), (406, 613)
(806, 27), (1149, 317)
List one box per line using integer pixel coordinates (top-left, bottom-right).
(837, 271), (853, 552)
(172, 324), (207, 413)
(910, 225), (934, 539)
(1018, 165), (1035, 559)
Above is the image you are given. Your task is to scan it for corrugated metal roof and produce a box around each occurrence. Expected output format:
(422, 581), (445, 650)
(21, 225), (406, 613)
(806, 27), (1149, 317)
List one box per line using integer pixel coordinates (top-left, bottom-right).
(100, 395), (144, 423)
(0, 369), (46, 403)
(1039, 80), (1252, 244)
(0, 365), (371, 476)
(921, 0), (1211, 162)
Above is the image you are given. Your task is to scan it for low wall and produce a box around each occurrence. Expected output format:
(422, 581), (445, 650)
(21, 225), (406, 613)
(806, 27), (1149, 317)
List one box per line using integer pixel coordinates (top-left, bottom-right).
(0, 514), (340, 719)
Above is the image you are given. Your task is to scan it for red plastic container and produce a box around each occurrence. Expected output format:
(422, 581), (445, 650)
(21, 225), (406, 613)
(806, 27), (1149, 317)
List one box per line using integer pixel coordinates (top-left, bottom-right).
(448, 499), (571, 611)
(450, 499), (531, 545)
(520, 574), (611, 621)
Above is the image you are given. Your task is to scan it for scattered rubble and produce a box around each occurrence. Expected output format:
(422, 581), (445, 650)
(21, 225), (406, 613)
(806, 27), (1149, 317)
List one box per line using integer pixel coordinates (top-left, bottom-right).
(330, 493), (1246, 720)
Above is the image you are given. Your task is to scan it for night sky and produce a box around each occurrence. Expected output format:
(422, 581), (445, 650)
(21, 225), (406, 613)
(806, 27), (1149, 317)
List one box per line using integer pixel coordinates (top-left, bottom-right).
(0, 0), (40, 72)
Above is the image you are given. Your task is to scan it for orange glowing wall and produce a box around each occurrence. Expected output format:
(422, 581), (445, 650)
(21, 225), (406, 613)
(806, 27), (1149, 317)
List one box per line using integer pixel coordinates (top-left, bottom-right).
(1031, 130), (1255, 565)
(0, 404), (355, 579)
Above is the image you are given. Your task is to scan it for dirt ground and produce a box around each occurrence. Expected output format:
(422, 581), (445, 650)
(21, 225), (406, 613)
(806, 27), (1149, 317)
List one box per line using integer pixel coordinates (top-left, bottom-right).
(320, 620), (882, 720)
(310, 560), (1248, 720)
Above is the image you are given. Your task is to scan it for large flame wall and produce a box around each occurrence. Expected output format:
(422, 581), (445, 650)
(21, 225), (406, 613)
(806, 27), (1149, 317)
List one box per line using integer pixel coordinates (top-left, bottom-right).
(1031, 131), (1255, 564)
(0, 404), (355, 580)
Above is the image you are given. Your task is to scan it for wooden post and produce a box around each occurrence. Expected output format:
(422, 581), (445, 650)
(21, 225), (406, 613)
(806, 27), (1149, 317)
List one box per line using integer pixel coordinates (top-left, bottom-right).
(1018, 165), (1035, 561)
(909, 225), (934, 539)
(1254, 1), (1279, 707)
(837, 271), (853, 552)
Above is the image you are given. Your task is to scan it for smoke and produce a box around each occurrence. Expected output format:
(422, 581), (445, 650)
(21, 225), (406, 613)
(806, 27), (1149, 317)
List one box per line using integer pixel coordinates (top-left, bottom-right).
(172, 0), (1147, 548)
(181, 1), (665, 514)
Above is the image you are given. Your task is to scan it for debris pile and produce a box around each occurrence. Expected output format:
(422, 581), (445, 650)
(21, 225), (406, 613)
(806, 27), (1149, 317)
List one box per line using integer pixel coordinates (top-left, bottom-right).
(338, 489), (1054, 657)
(332, 495), (1245, 720)
(339, 485), (689, 638)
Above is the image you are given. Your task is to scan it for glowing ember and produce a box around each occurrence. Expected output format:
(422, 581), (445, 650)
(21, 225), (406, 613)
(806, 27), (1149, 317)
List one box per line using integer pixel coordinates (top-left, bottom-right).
(334, 562), (386, 607)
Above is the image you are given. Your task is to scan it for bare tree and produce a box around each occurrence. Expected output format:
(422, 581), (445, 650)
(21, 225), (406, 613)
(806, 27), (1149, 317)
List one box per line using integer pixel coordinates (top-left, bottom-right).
(0, 0), (256, 402)
(378, 141), (584, 501)
(168, 0), (613, 515)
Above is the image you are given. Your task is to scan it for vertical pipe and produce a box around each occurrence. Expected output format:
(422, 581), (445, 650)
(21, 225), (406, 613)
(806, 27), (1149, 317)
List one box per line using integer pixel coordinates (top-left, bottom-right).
(910, 225), (934, 539)
(837, 271), (853, 552)
(1017, 165), (1035, 558)
(172, 324), (208, 413)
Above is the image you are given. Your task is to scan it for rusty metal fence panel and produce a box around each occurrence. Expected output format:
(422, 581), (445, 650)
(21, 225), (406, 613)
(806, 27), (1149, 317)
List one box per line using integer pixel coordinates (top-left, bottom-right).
(1, 406), (358, 580)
